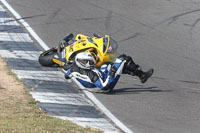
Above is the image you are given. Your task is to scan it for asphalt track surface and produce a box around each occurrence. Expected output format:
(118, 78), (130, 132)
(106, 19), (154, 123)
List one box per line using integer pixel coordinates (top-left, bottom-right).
(5, 0), (200, 132)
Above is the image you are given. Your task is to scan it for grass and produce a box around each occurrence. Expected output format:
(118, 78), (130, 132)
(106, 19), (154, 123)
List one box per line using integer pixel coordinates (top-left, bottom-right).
(0, 95), (97, 132)
(5, 65), (21, 82)
(0, 86), (5, 90)
(0, 59), (102, 133)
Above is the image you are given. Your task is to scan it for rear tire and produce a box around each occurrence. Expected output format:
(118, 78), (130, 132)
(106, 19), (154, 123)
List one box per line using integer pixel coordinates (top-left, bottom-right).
(39, 49), (56, 66)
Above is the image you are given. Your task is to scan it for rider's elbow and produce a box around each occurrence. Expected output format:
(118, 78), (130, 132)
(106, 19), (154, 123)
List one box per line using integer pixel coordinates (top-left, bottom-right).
(65, 74), (71, 79)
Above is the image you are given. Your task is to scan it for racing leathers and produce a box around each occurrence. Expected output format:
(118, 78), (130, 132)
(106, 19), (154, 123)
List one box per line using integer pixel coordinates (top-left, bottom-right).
(65, 54), (154, 93)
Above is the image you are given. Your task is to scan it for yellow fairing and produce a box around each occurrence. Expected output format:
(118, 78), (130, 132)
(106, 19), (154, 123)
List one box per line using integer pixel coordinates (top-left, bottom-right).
(65, 34), (115, 68)
(52, 59), (65, 66)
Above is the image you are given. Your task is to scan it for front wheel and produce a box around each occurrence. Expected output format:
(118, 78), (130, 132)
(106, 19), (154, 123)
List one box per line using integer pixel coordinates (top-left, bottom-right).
(39, 49), (56, 66)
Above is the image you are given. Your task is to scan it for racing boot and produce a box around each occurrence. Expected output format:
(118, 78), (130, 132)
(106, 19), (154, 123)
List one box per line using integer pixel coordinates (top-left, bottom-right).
(119, 54), (154, 83)
(135, 68), (154, 83)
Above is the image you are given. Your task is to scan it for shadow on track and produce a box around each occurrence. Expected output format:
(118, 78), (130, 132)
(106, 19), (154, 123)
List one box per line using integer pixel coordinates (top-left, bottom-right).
(152, 76), (200, 85)
(108, 86), (172, 95)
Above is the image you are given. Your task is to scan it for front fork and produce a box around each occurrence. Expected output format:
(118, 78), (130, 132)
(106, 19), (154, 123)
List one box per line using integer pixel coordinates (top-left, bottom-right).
(51, 33), (74, 66)
(52, 48), (68, 66)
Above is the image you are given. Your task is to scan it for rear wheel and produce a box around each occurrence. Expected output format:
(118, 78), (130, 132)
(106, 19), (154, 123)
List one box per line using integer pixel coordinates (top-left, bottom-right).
(39, 49), (56, 66)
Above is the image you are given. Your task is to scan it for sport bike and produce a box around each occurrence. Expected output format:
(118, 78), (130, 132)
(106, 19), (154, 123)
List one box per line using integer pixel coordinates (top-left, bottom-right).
(38, 33), (118, 69)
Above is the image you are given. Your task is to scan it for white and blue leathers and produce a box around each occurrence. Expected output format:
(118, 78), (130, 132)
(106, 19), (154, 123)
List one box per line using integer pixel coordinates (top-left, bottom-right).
(65, 58), (126, 92)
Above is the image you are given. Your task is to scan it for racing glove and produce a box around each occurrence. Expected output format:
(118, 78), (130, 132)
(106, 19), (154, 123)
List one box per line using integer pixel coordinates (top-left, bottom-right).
(109, 64), (117, 77)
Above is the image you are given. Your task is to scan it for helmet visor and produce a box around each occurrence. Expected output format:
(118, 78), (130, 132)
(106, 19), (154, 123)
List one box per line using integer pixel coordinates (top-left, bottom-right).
(78, 59), (95, 66)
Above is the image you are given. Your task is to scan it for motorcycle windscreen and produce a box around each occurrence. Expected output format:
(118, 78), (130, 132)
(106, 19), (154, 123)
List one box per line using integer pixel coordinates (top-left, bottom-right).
(103, 37), (109, 53)
(107, 37), (118, 54)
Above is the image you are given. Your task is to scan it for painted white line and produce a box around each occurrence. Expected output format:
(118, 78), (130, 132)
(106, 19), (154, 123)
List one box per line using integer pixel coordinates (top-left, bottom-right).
(12, 70), (66, 82)
(0, 32), (33, 42)
(68, 117), (118, 133)
(83, 90), (133, 133)
(0, 5), (5, 11)
(30, 92), (92, 106)
(0, 50), (40, 60)
(0, 18), (19, 25)
(1, 0), (49, 50)
(54, 116), (118, 133)
(1, 1), (133, 132)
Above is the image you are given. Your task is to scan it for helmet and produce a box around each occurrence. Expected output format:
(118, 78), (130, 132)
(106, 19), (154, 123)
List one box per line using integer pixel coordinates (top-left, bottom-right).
(75, 52), (96, 69)
(86, 48), (99, 63)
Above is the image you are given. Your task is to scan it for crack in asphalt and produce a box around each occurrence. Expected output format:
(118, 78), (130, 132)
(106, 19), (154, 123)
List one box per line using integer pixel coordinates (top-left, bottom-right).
(46, 8), (62, 24)
(188, 18), (200, 30)
(118, 33), (141, 43)
(154, 8), (200, 27)
(3, 14), (46, 23)
(167, 9), (200, 25)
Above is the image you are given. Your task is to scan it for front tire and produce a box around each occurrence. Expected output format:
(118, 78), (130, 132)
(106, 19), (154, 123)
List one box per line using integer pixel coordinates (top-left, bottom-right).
(39, 49), (56, 66)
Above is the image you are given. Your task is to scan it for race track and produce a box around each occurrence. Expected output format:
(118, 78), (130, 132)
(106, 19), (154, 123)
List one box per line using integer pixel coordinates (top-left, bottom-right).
(5, 0), (200, 132)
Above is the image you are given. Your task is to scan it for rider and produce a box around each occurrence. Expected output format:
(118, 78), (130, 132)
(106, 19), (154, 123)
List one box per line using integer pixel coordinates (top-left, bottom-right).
(65, 52), (154, 93)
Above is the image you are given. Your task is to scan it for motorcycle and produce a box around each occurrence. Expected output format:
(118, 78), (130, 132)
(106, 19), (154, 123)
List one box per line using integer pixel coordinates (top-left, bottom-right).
(38, 33), (118, 69)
